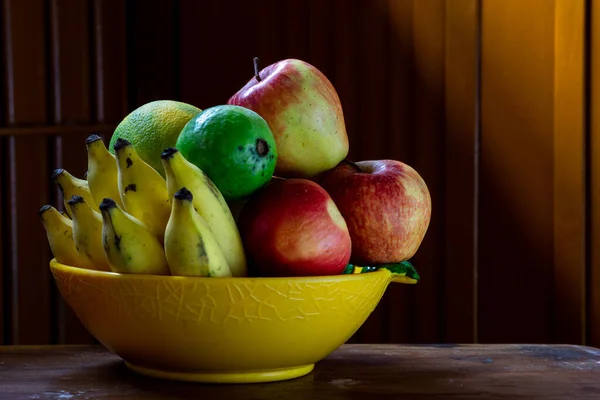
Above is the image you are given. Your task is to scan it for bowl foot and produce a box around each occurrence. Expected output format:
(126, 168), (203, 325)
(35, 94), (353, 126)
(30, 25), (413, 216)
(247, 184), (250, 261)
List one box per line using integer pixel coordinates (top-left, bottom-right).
(124, 362), (315, 384)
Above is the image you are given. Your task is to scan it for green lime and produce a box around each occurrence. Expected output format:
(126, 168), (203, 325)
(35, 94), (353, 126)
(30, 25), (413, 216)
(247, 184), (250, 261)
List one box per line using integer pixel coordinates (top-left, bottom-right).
(176, 105), (278, 201)
(109, 100), (201, 176)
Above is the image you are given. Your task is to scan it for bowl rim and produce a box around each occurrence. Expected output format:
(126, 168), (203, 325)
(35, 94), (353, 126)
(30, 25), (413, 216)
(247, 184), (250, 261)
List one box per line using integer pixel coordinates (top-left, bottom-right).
(49, 258), (394, 283)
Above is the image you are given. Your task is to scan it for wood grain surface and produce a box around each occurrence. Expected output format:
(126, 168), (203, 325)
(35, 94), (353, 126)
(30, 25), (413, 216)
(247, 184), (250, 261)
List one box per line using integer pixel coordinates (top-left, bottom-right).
(1, 344), (600, 399)
(479, 0), (556, 344)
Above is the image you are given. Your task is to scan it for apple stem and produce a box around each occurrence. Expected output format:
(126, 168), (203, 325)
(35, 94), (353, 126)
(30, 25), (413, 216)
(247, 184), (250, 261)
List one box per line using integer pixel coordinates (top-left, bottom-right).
(253, 57), (262, 82)
(342, 158), (362, 172)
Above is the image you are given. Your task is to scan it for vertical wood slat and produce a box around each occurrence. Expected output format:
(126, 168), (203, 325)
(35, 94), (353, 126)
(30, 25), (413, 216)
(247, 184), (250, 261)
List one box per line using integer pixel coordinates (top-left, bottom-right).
(178, 0), (208, 108)
(0, 48), (4, 344)
(49, 0), (95, 344)
(479, 0), (556, 343)
(254, 0), (286, 70)
(353, 0), (391, 344)
(0, 139), (4, 344)
(179, 0), (258, 109)
(410, 0), (445, 343)
(332, 0), (360, 163)
(553, 0), (587, 345)
(126, 0), (177, 107)
(386, 0), (415, 344)
(590, 0), (600, 348)
(331, 0), (361, 342)
(443, 0), (479, 344)
(3, 0), (52, 344)
(282, 0), (310, 62)
(308, 0), (334, 80)
(93, 0), (127, 125)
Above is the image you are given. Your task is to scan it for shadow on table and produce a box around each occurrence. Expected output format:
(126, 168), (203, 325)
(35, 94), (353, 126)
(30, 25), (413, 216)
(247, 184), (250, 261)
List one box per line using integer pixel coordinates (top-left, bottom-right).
(40, 356), (490, 400)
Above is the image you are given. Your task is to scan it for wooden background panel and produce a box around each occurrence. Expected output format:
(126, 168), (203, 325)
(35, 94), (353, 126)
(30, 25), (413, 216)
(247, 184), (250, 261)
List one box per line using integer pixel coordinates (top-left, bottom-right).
(332, 0), (360, 163)
(3, 0), (52, 345)
(386, 0), (415, 344)
(179, 0), (263, 110)
(552, 0), (586, 345)
(0, 0), (597, 346)
(125, 0), (178, 106)
(309, 0), (334, 79)
(590, 0), (600, 349)
(93, 0), (127, 126)
(0, 139), (4, 344)
(330, 0), (361, 343)
(353, 0), (392, 344)
(283, 0), (311, 63)
(48, 0), (95, 345)
(443, 0), (479, 344)
(409, 0), (446, 344)
(479, 0), (556, 343)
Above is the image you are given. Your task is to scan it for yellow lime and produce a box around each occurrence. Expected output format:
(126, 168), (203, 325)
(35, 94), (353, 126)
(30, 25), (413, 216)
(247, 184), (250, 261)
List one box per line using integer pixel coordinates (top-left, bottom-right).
(109, 100), (201, 176)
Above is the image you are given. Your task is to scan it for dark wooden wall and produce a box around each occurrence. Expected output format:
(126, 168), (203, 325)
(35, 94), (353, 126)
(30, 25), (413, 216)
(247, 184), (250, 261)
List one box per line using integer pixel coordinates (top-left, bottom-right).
(0, 0), (598, 347)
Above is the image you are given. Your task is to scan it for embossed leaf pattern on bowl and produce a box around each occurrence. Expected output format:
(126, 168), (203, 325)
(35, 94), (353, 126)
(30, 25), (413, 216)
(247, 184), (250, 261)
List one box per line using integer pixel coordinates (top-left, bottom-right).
(51, 267), (389, 325)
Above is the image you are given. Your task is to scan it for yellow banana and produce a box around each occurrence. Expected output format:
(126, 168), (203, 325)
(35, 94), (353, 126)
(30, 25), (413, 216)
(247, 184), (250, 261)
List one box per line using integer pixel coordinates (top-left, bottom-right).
(68, 195), (111, 271)
(86, 134), (124, 209)
(161, 147), (247, 277)
(52, 168), (99, 218)
(165, 187), (232, 277)
(113, 138), (170, 242)
(39, 205), (94, 269)
(99, 197), (170, 275)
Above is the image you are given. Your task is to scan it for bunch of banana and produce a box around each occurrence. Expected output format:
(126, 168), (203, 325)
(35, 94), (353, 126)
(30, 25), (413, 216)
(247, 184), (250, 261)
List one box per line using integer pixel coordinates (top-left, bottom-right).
(39, 134), (248, 278)
(113, 138), (171, 242)
(161, 147), (246, 277)
(68, 195), (110, 272)
(99, 197), (170, 275)
(86, 134), (123, 209)
(39, 205), (94, 270)
(164, 187), (232, 277)
(52, 168), (98, 218)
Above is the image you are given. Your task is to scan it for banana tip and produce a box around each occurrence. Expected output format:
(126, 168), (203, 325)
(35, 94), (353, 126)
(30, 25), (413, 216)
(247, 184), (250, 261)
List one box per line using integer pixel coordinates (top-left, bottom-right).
(51, 168), (64, 180)
(99, 198), (117, 211)
(67, 195), (84, 206)
(113, 138), (131, 152)
(161, 147), (179, 160)
(38, 205), (52, 216)
(174, 187), (193, 202)
(85, 134), (102, 145)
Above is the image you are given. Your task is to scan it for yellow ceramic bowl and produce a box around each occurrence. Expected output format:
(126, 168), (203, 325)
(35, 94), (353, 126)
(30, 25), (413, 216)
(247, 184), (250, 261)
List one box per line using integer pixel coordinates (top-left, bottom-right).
(49, 259), (414, 384)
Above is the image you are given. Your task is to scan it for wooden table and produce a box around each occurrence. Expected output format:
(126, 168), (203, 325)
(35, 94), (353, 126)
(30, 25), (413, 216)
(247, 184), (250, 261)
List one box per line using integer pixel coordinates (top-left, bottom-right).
(1, 344), (600, 399)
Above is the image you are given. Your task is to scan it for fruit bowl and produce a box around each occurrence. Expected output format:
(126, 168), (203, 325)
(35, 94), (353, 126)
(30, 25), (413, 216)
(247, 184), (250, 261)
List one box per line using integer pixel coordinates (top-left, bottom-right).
(49, 258), (416, 384)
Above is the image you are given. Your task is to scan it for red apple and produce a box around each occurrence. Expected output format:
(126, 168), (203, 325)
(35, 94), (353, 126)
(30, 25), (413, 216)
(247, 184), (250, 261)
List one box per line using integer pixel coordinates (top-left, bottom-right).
(227, 58), (349, 179)
(237, 178), (352, 277)
(317, 159), (431, 265)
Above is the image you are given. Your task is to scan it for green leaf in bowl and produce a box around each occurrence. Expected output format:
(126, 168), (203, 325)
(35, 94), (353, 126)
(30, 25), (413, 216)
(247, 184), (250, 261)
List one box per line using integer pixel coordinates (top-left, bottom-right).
(341, 260), (420, 283)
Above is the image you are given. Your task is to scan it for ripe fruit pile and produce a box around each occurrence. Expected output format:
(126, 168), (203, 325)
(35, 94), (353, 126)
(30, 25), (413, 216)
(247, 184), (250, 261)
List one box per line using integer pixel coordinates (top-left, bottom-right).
(40, 57), (432, 280)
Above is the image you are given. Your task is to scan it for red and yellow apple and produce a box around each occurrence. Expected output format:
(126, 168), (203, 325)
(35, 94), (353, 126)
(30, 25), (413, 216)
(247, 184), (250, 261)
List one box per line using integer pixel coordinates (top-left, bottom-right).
(227, 58), (349, 179)
(237, 178), (352, 277)
(317, 159), (431, 265)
